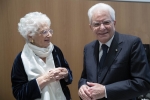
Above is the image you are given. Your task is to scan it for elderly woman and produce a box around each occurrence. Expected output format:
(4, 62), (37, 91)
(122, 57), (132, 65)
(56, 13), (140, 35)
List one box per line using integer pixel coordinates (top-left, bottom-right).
(11, 12), (72, 100)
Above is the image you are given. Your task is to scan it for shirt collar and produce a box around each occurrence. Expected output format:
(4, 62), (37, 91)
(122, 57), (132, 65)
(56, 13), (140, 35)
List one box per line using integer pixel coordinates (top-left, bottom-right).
(99, 34), (114, 49)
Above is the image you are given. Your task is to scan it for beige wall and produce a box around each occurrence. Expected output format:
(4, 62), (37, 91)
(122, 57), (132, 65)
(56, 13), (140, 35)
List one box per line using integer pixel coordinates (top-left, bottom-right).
(0, 0), (150, 100)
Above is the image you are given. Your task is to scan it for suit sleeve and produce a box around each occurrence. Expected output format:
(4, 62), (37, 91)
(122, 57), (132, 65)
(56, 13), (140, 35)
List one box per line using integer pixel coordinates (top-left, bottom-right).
(106, 38), (150, 100)
(11, 53), (41, 100)
(78, 47), (87, 88)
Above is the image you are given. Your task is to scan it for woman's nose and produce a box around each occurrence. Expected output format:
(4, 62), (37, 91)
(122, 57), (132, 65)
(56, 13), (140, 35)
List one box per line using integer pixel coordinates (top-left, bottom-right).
(47, 31), (52, 37)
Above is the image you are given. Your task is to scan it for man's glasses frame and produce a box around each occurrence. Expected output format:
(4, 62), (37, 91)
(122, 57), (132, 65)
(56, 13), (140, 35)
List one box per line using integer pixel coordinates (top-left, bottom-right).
(91, 20), (113, 28)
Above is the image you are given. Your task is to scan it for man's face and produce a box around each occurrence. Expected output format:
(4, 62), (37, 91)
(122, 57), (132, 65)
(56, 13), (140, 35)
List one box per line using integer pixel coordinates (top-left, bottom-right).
(90, 10), (116, 43)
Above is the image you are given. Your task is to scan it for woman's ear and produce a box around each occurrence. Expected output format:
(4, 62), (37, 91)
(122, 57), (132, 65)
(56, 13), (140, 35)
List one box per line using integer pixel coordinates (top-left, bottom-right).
(27, 34), (33, 43)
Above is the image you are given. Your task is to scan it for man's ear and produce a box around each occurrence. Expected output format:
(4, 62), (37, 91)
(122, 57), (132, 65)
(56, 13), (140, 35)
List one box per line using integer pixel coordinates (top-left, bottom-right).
(114, 20), (116, 26)
(89, 24), (93, 30)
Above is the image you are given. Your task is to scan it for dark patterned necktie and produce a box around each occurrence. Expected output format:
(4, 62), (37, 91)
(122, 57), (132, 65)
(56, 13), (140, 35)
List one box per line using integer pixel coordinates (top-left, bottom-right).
(99, 44), (108, 70)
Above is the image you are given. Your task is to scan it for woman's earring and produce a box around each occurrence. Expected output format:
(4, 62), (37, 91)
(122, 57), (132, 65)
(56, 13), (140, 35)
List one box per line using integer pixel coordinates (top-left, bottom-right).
(31, 40), (34, 43)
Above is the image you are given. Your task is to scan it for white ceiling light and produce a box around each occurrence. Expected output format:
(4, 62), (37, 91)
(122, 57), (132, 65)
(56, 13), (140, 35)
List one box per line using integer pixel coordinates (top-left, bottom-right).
(111, 0), (150, 3)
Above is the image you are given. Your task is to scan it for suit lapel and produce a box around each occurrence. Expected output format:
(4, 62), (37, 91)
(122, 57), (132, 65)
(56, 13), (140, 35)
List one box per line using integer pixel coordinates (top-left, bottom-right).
(98, 32), (123, 83)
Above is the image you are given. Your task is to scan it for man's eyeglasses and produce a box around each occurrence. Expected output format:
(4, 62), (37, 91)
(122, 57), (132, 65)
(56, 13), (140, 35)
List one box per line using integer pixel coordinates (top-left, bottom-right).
(40, 29), (53, 35)
(92, 20), (112, 27)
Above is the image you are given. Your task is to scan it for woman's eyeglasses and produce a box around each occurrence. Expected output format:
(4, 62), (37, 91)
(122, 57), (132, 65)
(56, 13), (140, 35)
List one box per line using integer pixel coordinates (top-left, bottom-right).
(40, 29), (53, 35)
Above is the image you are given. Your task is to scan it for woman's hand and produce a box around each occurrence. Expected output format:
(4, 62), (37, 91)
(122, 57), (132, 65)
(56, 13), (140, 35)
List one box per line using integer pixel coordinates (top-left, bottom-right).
(36, 67), (68, 90)
(44, 67), (68, 82)
(53, 67), (68, 81)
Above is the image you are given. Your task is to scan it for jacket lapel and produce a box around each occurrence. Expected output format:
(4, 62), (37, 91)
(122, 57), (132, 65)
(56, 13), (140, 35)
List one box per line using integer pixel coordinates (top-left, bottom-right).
(98, 32), (123, 83)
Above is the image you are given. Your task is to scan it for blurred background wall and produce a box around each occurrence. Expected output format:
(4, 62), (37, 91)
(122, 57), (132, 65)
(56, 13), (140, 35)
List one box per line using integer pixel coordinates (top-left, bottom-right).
(0, 0), (150, 100)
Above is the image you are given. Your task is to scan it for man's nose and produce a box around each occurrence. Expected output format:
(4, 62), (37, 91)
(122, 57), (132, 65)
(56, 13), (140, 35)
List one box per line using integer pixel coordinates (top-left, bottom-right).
(99, 23), (106, 30)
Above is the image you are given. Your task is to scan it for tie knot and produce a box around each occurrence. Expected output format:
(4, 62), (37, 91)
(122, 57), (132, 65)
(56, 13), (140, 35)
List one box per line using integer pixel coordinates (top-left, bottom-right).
(102, 44), (108, 52)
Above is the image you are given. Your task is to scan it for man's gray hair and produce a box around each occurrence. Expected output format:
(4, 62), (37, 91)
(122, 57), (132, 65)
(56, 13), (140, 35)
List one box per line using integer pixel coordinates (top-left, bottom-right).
(88, 3), (115, 24)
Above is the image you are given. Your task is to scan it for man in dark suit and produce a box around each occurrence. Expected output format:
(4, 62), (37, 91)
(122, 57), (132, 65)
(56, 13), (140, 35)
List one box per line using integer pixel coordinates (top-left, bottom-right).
(78, 3), (150, 100)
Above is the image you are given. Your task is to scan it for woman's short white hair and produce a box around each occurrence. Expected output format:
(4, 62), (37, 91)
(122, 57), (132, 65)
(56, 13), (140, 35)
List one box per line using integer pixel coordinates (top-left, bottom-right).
(18, 12), (51, 40)
(88, 3), (115, 24)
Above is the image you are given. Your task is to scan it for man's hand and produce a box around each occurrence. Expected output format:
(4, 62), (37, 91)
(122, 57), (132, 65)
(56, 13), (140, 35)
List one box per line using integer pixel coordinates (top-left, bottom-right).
(87, 82), (105, 99)
(78, 85), (92, 100)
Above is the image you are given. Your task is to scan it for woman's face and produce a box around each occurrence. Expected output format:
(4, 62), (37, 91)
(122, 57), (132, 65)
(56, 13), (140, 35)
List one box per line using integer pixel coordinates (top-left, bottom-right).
(29, 24), (53, 48)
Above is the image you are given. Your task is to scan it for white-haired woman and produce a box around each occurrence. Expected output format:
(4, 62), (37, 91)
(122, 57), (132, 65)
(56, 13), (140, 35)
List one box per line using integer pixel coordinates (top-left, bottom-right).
(11, 12), (72, 100)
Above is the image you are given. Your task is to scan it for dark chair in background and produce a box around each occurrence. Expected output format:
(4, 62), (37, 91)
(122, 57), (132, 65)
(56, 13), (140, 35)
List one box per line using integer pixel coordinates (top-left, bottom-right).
(138, 44), (150, 100)
(143, 44), (150, 63)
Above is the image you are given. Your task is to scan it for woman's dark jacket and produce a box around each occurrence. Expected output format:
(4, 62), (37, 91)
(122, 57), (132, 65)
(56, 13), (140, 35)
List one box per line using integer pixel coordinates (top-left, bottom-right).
(11, 45), (73, 100)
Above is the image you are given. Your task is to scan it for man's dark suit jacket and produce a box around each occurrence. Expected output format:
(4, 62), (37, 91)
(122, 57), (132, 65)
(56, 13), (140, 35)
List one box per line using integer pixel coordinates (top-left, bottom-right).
(78, 32), (150, 100)
(11, 45), (73, 100)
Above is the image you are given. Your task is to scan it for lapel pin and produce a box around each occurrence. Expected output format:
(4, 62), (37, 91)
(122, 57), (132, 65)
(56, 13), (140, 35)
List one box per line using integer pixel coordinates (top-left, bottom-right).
(115, 49), (118, 52)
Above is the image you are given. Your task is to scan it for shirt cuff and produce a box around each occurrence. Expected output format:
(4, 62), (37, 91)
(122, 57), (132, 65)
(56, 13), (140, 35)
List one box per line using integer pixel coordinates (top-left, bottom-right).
(104, 86), (107, 98)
